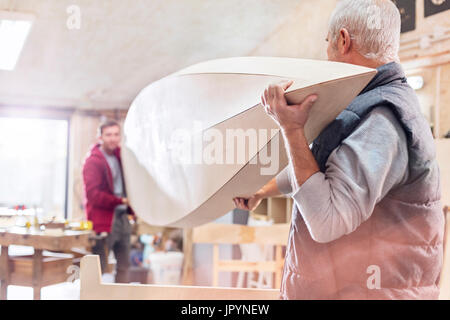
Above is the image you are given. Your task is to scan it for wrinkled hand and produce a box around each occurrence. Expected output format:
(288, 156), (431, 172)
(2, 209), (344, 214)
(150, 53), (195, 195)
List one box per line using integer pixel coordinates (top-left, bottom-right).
(261, 80), (318, 132)
(233, 195), (262, 212)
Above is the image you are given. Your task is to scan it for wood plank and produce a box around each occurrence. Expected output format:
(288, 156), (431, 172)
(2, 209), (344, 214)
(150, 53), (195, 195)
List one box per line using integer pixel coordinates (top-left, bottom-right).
(217, 260), (284, 273)
(0, 228), (91, 251)
(9, 258), (73, 287)
(192, 223), (290, 245)
(80, 255), (279, 300)
(9, 273), (33, 287)
(32, 249), (43, 300)
(0, 229), (88, 299)
(212, 244), (219, 287)
(401, 51), (450, 72)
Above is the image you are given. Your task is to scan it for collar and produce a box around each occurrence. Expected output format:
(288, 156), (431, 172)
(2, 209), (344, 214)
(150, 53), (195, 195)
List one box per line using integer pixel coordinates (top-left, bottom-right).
(360, 61), (407, 95)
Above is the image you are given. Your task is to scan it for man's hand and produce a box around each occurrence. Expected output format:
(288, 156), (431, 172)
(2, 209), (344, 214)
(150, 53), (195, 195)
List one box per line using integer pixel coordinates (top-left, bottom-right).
(233, 194), (263, 212)
(232, 177), (281, 212)
(261, 80), (318, 132)
(121, 197), (129, 205)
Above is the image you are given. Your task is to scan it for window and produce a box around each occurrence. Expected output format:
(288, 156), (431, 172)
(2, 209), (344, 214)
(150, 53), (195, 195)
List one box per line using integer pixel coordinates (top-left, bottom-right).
(0, 117), (69, 220)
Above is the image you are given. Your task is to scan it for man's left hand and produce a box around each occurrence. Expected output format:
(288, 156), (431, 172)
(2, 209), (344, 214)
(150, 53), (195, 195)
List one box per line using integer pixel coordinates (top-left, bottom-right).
(262, 80), (318, 132)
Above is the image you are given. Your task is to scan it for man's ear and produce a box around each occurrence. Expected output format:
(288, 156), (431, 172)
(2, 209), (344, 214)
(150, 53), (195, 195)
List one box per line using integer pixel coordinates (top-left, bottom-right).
(339, 28), (352, 55)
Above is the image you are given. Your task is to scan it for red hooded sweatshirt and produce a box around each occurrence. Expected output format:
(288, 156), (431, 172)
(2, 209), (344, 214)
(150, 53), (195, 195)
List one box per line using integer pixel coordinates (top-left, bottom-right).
(82, 143), (132, 233)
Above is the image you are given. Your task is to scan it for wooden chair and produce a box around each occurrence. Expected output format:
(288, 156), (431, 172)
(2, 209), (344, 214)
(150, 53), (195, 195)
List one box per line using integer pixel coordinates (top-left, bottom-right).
(439, 206), (450, 300)
(192, 223), (290, 288)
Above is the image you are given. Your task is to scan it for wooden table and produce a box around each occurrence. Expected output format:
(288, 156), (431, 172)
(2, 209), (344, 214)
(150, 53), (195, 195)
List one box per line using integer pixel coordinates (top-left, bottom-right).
(0, 227), (92, 300)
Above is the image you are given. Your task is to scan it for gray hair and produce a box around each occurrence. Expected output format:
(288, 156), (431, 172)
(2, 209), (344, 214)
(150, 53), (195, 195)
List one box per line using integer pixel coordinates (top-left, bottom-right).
(328, 0), (401, 63)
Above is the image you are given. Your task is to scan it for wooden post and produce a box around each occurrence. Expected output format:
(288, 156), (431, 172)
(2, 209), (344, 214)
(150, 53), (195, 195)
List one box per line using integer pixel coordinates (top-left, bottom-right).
(286, 198), (293, 224)
(434, 66), (441, 138)
(275, 245), (282, 289)
(181, 228), (194, 285)
(32, 249), (43, 300)
(212, 244), (219, 286)
(80, 255), (279, 300)
(0, 245), (9, 300)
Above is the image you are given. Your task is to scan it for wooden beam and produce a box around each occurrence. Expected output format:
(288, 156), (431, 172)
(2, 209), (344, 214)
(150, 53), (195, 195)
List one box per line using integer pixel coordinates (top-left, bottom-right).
(0, 104), (74, 120)
(0, 228), (91, 251)
(401, 51), (450, 72)
(192, 223), (290, 245)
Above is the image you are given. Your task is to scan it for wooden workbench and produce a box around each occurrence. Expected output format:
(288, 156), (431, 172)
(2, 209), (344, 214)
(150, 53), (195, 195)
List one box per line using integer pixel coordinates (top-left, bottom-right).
(0, 227), (92, 300)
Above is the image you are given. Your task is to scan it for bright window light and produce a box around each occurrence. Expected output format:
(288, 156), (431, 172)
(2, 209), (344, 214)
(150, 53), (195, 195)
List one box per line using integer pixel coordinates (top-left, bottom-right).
(407, 75), (424, 91)
(0, 11), (34, 71)
(0, 117), (69, 219)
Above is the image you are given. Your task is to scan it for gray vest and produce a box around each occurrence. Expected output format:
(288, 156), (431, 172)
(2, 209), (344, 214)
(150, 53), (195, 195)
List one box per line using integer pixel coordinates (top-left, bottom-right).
(281, 62), (444, 299)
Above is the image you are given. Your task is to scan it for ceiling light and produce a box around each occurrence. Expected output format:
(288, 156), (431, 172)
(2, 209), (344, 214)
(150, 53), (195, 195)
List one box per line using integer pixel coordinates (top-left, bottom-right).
(407, 75), (424, 90)
(0, 11), (35, 71)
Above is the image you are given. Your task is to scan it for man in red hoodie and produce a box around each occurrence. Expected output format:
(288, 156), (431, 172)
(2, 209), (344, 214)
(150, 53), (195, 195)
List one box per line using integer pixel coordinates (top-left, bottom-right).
(82, 120), (133, 283)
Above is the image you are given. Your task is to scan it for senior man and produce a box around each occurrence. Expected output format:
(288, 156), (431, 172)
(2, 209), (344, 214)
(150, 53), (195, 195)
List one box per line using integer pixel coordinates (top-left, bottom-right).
(234, 0), (443, 299)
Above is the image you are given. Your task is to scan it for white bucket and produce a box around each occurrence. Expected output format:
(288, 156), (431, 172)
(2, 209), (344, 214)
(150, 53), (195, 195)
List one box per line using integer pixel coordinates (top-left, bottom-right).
(148, 251), (184, 285)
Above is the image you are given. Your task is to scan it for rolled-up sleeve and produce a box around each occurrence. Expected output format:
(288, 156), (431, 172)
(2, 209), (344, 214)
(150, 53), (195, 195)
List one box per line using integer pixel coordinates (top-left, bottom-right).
(291, 107), (409, 243)
(276, 165), (294, 195)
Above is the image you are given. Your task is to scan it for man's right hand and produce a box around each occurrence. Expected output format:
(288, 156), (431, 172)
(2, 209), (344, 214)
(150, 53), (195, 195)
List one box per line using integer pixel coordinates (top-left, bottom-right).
(121, 197), (129, 205)
(233, 194), (263, 211)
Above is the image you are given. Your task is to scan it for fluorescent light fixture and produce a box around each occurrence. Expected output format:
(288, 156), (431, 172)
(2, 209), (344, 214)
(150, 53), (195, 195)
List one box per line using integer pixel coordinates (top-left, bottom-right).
(407, 75), (424, 90)
(0, 11), (35, 71)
